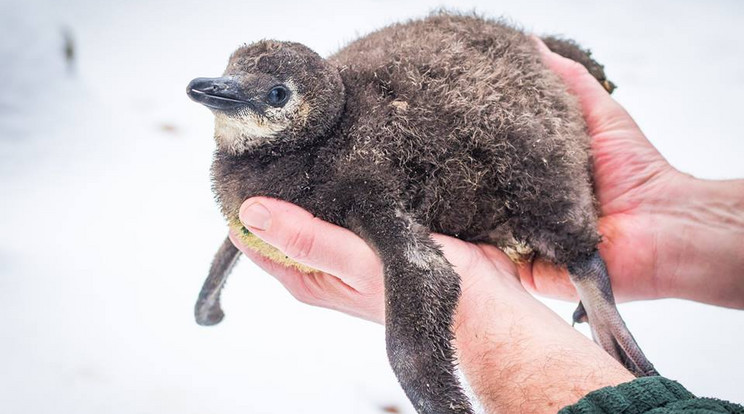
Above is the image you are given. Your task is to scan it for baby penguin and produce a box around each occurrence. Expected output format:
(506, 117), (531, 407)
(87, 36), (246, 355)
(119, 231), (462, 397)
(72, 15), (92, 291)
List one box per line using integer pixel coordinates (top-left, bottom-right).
(187, 13), (656, 414)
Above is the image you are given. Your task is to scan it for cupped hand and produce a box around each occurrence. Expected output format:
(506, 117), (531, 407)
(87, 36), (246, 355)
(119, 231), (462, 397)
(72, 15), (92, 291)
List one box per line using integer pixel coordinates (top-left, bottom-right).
(523, 39), (693, 303)
(233, 197), (528, 324)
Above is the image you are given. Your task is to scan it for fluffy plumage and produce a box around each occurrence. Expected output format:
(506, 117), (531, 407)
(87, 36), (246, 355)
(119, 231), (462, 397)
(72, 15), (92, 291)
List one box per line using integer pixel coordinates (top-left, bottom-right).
(215, 15), (599, 264)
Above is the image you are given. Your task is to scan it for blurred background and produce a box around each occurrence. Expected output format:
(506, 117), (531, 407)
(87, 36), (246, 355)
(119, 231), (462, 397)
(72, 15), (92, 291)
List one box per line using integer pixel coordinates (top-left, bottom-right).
(1, 0), (742, 413)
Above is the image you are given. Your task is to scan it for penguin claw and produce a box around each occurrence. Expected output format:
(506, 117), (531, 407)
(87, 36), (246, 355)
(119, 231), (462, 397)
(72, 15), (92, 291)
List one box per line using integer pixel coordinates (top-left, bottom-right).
(572, 301), (588, 326)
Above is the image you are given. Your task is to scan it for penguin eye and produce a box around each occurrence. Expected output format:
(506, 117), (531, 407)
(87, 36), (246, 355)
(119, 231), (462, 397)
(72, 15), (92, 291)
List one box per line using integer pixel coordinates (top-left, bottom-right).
(266, 85), (290, 107)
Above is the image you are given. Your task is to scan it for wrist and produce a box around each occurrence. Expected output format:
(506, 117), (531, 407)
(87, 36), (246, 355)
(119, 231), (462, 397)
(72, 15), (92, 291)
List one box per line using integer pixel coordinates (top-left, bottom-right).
(655, 175), (744, 308)
(453, 276), (634, 413)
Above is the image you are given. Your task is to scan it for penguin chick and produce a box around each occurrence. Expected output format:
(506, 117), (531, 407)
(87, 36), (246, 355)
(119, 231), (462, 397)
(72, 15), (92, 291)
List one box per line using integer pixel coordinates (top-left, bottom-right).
(187, 12), (657, 414)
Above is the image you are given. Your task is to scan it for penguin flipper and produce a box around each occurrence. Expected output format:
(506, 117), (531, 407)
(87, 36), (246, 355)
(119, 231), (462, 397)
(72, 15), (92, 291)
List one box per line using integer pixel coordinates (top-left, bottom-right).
(195, 235), (240, 326)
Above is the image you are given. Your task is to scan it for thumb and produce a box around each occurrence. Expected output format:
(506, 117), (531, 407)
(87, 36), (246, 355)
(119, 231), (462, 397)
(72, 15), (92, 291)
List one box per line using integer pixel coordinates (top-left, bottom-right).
(237, 197), (382, 288)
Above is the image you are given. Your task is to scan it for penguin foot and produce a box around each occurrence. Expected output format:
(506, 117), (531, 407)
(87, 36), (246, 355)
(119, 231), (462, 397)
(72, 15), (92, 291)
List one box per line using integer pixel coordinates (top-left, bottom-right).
(567, 251), (659, 377)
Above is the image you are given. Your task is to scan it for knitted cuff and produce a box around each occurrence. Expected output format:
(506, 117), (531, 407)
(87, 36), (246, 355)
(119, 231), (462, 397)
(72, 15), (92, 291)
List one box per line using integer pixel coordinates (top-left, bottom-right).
(559, 376), (743, 414)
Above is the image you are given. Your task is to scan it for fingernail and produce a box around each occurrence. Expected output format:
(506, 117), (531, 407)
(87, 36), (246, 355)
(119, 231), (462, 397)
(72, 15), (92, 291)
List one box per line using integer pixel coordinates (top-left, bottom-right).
(240, 202), (271, 231)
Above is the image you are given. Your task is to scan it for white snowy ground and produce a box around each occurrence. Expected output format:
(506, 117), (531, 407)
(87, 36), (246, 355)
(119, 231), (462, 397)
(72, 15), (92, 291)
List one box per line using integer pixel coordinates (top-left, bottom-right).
(0, 0), (742, 413)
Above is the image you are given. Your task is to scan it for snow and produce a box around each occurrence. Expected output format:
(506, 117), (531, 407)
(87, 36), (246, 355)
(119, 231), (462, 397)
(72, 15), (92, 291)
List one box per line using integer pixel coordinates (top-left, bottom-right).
(0, 0), (742, 413)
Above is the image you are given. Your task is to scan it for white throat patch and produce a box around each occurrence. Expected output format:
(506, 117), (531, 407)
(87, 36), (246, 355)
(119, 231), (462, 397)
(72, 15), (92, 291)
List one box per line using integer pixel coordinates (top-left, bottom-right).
(214, 111), (281, 154)
(213, 80), (302, 155)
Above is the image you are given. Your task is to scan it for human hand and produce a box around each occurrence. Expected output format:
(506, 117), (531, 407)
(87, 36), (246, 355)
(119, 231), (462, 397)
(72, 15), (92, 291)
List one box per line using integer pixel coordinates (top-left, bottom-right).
(526, 39), (744, 308)
(231, 198), (386, 323)
(232, 196), (533, 324)
(234, 197), (634, 413)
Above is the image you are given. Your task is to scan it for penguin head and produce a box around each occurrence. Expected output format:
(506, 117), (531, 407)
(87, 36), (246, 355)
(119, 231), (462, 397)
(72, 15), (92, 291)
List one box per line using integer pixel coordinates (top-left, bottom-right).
(187, 41), (345, 155)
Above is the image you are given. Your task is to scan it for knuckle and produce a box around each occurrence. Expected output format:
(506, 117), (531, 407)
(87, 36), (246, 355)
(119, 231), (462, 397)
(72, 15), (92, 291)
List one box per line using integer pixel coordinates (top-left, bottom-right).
(282, 277), (314, 305)
(291, 274), (324, 306)
(288, 287), (314, 305)
(281, 225), (316, 262)
(299, 273), (326, 305)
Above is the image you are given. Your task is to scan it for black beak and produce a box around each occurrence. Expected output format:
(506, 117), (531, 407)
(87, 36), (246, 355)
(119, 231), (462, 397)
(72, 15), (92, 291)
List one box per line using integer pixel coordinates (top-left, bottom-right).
(186, 77), (253, 111)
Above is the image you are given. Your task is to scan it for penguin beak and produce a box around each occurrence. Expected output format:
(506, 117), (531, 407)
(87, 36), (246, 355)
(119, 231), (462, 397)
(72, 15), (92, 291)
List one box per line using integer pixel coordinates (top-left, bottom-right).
(187, 77), (254, 111)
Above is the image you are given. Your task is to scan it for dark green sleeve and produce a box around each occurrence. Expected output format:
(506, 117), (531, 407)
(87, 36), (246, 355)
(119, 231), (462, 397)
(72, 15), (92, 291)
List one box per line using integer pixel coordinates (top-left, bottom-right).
(559, 377), (744, 414)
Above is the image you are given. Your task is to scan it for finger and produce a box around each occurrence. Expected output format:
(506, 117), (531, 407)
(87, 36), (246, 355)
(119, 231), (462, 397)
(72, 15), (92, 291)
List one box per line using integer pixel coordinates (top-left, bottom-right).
(233, 232), (385, 324)
(518, 257), (579, 301)
(431, 233), (521, 292)
(230, 232), (317, 303)
(237, 197), (383, 291)
(439, 236), (516, 278)
(233, 236), (349, 304)
(532, 36), (632, 136)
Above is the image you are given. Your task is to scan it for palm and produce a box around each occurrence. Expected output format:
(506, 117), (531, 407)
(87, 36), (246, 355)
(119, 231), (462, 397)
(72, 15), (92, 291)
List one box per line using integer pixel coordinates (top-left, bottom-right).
(525, 87), (680, 302)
